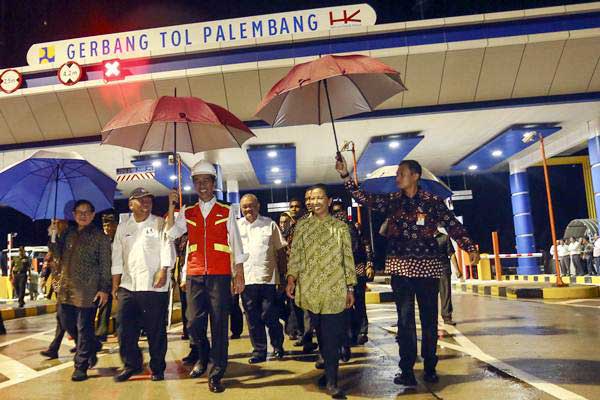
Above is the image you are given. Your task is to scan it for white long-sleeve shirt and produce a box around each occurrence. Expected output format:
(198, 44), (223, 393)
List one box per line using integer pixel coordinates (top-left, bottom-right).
(111, 214), (175, 292)
(593, 238), (600, 257)
(237, 215), (286, 285)
(167, 197), (247, 268)
(568, 241), (581, 255)
(557, 244), (570, 257)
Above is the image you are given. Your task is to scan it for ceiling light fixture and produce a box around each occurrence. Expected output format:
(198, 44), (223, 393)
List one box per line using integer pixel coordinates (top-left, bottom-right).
(388, 141), (400, 149)
(376, 158), (385, 165)
(151, 160), (162, 167)
(274, 179), (282, 185)
(169, 175), (177, 181)
(183, 185), (191, 191)
(271, 167), (280, 173)
(468, 165), (478, 171)
(267, 151), (278, 158)
(491, 150), (503, 157)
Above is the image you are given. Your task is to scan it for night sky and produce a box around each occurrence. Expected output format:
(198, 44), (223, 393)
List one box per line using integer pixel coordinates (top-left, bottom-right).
(0, 0), (594, 258)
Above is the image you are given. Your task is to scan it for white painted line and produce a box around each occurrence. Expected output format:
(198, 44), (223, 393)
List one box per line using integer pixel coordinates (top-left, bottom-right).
(368, 316), (398, 322)
(0, 353), (38, 381)
(0, 329), (55, 348)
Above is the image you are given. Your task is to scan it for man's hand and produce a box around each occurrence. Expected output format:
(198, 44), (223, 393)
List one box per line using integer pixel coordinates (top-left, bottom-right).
(286, 276), (296, 299)
(345, 290), (355, 309)
(168, 190), (179, 209)
(469, 251), (481, 265)
(335, 154), (349, 178)
(111, 285), (119, 300)
(180, 281), (186, 292)
(111, 275), (121, 300)
(233, 264), (245, 294)
(153, 268), (168, 288)
(94, 291), (109, 307)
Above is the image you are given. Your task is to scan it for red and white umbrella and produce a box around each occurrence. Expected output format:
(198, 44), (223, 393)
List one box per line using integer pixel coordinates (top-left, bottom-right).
(256, 54), (406, 152)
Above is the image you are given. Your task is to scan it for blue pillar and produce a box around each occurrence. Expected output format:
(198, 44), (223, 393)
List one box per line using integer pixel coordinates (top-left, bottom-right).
(588, 123), (600, 224)
(214, 164), (224, 201)
(509, 169), (539, 274)
(226, 179), (241, 219)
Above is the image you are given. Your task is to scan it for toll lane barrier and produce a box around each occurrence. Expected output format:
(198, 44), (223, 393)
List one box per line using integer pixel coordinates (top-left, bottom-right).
(0, 302), (57, 321)
(452, 282), (599, 300)
(503, 274), (600, 285)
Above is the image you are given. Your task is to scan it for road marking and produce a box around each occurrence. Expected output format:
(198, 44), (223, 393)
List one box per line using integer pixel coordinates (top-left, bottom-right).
(0, 353), (38, 381)
(0, 329), (55, 348)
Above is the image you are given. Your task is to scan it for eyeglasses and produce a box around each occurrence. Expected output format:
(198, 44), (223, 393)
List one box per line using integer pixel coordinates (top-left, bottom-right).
(74, 210), (93, 216)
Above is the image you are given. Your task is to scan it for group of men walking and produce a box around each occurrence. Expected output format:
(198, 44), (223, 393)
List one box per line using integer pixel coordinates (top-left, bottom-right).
(36, 155), (476, 398)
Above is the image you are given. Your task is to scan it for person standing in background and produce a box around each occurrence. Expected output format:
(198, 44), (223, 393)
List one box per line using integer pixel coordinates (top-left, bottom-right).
(11, 247), (31, 308)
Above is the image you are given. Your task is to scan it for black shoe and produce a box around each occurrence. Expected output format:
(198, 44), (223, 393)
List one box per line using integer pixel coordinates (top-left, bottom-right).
(208, 378), (225, 393)
(294, 339), (304, 347)
(0, 328), (6, 335)
(89, 355), (98, 369)
(189, 361), (207, 378)
(272, 349), (285, 359)
(248, 355), (267, 364)
(182, 349), (199, 365)
(230, 334), (241, 339)
(315, 355), (325, 370)
(289, 334), (298, 341)
(326, 384), (346, 399)
(423, 371), (439, 383)
(356, 335), (368, 345)
(95, 341), (103, 352)
(97, 335), (107, 342)
(71, 369), (88, 382)
(340, 346), (351, 362)
(40, 349), (59, 359)
(394, 372), (417, 387)
(443, 318), (456, 326)
(70, 347), (77, 353)
(303, 342), (317, 354)
(317, 374), (327, 388)
(151, 373), (165, 381)
(113, 367), (143, 382)
(180, 333), (189, 340)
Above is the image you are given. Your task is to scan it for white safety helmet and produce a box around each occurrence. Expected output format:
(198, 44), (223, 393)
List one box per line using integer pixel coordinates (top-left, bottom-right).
(191, 160), (217, 177)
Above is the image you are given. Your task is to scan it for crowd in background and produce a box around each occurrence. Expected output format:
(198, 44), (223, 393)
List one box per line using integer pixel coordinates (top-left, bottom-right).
(550, 236), (599, 276)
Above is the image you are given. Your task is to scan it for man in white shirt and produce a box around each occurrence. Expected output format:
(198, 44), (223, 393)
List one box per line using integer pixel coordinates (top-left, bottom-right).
(167, 160), (246, 394)
(111, 187), (175, 382)
(568, 237), (583, 275)
(592, 236), (600, 275)
(557, 240), (570, 276)
(237, 194), (286, 364)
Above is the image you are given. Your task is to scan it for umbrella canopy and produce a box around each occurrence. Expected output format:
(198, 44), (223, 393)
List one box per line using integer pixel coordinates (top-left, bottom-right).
(101, 96), (255, 153)
(0, 150), (117, 220)
(362, 165), (453, 199)
(256, 54), (406, 127)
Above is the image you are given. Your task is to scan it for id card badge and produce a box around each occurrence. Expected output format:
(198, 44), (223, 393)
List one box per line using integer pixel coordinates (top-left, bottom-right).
(416, 213), (426, 226)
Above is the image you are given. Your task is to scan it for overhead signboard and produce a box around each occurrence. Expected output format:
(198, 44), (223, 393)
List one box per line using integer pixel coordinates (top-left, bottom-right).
(57, 61), (83, 86)
(26, 4), (376, 67)
(116, 165), (155, 175)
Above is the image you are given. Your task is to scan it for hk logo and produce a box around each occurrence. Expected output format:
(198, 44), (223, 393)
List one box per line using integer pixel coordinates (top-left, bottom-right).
(329, 8), (362, 26)
(39, 46), (55, 64)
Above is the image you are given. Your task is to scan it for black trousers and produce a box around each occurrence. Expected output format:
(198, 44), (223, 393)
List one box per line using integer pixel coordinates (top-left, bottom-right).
(48, 312), (68, 353)
(439, 272), (453, 320)
(572, 255), (585, 275)
(180, 287), (189, 337)
(350, 276), (369, 340)
(241, 284), (284, 357)
(559, 256), (570, 276)
(116, 288), (169, 374)
(58, 303), (97, 371)
(311, 311), (345, 386)
(286, 299), (304, 337)
(391, 276), (439, 374)
(584, 257), (595, 275)
(14, 274), (27, 306)
(231, 294), (243, 337)
(187, 275), (231, 380)
(95, 293), (112, 338)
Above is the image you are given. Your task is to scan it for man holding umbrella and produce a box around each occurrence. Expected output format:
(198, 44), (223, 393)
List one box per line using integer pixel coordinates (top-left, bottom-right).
(336, 157), (479, 387)
(167, 160), (246, 393)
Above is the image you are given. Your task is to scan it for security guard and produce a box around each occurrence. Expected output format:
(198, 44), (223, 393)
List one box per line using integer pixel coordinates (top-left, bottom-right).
(167, 160), (246, 393)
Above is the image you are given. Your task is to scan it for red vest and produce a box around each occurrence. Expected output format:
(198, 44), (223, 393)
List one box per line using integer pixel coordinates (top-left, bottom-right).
(185, 201), (232, 276)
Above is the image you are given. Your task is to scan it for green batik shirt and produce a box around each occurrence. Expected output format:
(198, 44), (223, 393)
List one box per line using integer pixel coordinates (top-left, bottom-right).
(287, 215), (357, 315)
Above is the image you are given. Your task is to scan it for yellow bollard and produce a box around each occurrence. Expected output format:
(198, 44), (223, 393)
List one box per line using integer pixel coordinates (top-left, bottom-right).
(477, 254), (492, 280)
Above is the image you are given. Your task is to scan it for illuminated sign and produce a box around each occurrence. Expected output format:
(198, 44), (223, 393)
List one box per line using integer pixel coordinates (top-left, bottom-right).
(57, 61), (83, 86)
(102, 59), (123, 82)
(0, 69), (23, 94)
(26, 4), (376, 66)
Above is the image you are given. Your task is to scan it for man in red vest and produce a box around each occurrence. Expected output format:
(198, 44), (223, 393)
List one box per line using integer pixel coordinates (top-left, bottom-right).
(167, 160), (246, 393)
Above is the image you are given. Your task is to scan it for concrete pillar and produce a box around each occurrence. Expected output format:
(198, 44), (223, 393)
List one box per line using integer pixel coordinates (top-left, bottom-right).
(226, 179), (241, 218)
(214, 164), (224, 201)
(587, 119), (600, 225)
(509, 165), (539, 274)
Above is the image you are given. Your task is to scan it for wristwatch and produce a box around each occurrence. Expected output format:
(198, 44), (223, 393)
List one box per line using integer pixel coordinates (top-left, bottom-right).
(347, 286), (355, 292)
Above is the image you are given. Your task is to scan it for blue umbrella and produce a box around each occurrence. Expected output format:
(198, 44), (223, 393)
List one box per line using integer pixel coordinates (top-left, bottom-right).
(0, 150), (117, 220)
(362, 165), (453, 199)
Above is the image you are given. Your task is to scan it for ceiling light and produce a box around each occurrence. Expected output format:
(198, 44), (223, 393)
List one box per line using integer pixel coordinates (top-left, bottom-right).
(522, 131), (537, 143)
(271, 167), (280, 173)
(366, 173), (372, 178)
(491, 150), (503, 157)
(376, 158), (385, 165)
(183, 185), (191, 191)
(169, 175), (177, 181)
(267, 151), (278, 158)
(151, 160), (162, 167)
(388, 141), (400, 149)
(468, 165), (478, 171)
(274, 179), (282, 185)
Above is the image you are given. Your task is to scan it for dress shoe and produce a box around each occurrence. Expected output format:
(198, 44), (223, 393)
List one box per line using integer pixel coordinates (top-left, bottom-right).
(271, 349), (285, 359)
(326, 384), (346, 399)
(248, 355), (267, 364)
(70, 347), (77, 353)
(182, 348), (199, 365)
(423, 371), (439, 383)
(113, 367), (143, 382)
(189, 361), (208, 378)
(71, 369), (88, 382)
(393, 371), (417, 388)
(89, 354), (98, 369)
(443, 317), (456, 326)
(230, 333), (241, 339)
(356, 335), (368, 345)
(40, 349), (59, 359)
(302, 342), (318, 354)
(180, 333), (189, 340)
(95, 341), (103, 352)
(317, 374), (327, 388)
(208, 378), (225, 393)
(340, 346), (351, 362)
(0, 328), (6, 335)
(315, 355), (325, 369)
(151, 373), (165, 381)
